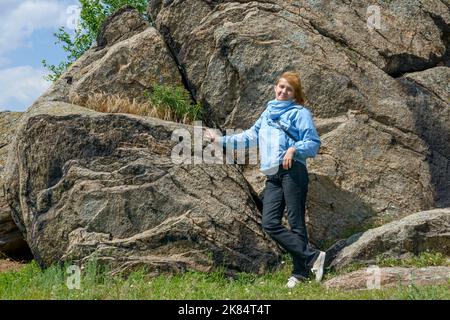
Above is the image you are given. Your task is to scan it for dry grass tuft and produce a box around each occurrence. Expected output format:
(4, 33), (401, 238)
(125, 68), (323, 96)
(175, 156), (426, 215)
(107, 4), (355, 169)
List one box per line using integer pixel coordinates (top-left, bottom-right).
(70, 92), (190, 124)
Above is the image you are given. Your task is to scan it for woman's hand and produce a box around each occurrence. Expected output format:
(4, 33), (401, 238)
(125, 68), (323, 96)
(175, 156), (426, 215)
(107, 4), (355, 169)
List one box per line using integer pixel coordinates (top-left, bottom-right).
(283, 147), (296, 169)
(204, 128), (218, 143)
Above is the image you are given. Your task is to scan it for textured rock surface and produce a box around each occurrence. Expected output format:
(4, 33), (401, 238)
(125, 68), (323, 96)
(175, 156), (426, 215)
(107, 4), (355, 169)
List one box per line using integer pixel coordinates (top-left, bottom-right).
(3, 101), (280, 274)
(39, 8), (184, 106)
(329, 208), (450, 270)
(0, 112), (28, 255)
(324, 266), (450, 290)
(3, 1), (448, 268)
(307, 110), (434, 243)
(148, 0), (450, 243)
(397, 67), (450, 207)
(148, 0), (449, 126)
(96, 6), (149, 48)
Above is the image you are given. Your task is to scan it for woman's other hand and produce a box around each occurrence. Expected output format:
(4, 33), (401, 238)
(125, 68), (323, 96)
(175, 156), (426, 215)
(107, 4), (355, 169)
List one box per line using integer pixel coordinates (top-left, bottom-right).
(283, 147), (296, 169)
(204, 128), (218, 143)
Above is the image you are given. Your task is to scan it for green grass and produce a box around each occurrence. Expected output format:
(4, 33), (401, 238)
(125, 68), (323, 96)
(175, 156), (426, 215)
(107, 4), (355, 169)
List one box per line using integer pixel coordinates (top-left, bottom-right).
(1, 257), (449, 300)
(326, 251), (450, 278)
(375, 251), (450, 268)
(145, 84), (202, 123)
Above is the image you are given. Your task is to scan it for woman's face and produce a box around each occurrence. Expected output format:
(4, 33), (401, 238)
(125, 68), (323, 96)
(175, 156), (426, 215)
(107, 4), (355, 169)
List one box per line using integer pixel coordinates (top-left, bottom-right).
(274, 78), (295, 101)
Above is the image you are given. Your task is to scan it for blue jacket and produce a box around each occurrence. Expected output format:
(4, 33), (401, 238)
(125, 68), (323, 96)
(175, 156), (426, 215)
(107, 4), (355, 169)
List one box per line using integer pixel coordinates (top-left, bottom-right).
(217, 100), (321, 175)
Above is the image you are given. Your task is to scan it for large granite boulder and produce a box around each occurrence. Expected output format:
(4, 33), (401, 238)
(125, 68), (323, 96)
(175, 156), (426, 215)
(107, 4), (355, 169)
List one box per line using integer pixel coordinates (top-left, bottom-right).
(39, 7), (184, 106)
(3, 1), (448, 268)
(148, 0), (448, 127)
(0, 111), (29, 256)
(2, 101), (280, 274)
(398, 67), (450, 207)
(148, 0), (450, 244)
(329, 208), (450, 270)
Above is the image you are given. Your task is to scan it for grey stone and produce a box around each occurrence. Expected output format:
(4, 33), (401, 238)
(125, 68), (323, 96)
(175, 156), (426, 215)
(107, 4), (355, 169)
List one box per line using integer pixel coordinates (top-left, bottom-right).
(324, 266), (450, 290)
(39, 8), (184, 107)
(3, 101), (281, 274)
(0, 111), (28, 256)
(148, 0), (450, 243)
(329, 208), (450, 270)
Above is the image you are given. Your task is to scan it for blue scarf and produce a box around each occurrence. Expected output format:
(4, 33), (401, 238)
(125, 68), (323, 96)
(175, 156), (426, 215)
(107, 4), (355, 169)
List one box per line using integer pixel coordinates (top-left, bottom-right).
(266, 99), (298, 120)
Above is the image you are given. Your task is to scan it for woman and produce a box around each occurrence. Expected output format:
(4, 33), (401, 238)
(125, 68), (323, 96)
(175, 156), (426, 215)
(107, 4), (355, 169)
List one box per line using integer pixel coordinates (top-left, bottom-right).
(205, 71), (326, 288)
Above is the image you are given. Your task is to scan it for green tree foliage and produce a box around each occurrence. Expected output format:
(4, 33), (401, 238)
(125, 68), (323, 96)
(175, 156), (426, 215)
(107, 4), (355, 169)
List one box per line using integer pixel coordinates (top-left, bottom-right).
(42, 0), (148, 82)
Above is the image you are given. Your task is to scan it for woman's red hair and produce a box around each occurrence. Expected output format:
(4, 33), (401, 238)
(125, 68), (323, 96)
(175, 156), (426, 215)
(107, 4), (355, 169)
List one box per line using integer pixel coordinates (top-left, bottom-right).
(276, 71), (306, 105)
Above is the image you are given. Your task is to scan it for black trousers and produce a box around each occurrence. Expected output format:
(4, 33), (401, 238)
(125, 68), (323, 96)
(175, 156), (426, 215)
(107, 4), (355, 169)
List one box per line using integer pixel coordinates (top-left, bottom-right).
(261, 161), (319, 278)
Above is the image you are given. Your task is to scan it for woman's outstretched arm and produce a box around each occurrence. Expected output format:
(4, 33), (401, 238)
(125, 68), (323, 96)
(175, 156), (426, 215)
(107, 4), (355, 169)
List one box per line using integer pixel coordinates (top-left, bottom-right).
(206, 111), (265, 150)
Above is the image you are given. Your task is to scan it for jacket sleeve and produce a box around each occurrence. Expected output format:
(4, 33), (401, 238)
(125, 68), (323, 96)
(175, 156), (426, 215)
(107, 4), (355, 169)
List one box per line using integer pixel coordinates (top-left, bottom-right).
(293, 110), (321, 158)
(217, 111), (265, 150)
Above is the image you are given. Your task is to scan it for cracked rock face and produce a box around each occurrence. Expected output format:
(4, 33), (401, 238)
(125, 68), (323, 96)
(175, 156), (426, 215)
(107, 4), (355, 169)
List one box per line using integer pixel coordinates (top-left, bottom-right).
(148, 0), (449, 126)
(0, 111), (29, 256)
(3, 102), (280, 274)
(148, 0), (450, 244)
(2, 2), (449, 268)
(96, 6), (150, 48)
(39, 7), (184, 106)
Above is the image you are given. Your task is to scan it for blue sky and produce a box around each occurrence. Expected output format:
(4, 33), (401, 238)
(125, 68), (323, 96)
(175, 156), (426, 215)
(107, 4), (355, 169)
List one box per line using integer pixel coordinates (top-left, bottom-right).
(0, 0), (80, 112)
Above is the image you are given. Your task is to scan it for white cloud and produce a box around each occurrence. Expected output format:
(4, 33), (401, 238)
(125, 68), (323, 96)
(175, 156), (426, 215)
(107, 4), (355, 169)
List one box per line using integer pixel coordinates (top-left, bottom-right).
(0, 1), (80, 111)
(0, 65), (51, 111)
(0, 0), (24, 12)
(0, 0), (77, 56)
(0, 56), (11, 68)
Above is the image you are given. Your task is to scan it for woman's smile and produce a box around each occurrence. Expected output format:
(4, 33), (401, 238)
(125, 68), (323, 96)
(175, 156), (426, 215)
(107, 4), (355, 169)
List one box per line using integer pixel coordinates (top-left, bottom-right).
(274, 77), (295, 101)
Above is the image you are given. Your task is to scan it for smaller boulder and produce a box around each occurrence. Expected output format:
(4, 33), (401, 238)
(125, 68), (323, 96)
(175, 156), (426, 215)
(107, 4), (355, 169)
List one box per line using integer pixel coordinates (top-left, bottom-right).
(96, 6), (149, 49)
(329, 208), (450, 270)
(324, 266), (450, 290)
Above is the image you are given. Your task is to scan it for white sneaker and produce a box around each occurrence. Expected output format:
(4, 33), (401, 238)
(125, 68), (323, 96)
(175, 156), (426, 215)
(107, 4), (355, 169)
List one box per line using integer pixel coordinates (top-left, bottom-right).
(311, 251), (326, 282)
(286, 276), (301, 288)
